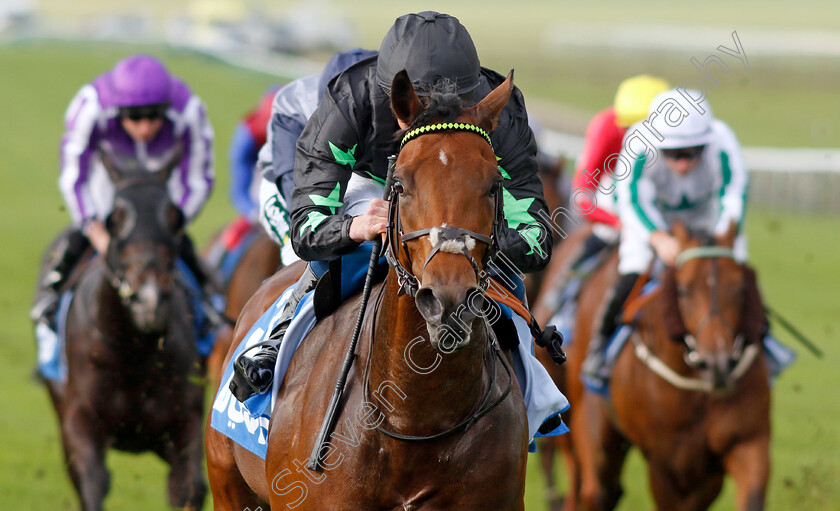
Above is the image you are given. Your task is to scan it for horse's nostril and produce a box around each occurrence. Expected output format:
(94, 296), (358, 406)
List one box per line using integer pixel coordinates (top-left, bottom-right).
(415, 287), (443, 323)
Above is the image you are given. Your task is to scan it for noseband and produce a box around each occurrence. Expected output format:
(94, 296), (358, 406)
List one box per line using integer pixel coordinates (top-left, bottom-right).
(385, 122), (505, 297)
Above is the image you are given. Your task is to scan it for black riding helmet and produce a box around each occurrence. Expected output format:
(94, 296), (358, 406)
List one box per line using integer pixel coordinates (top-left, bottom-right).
(376, 11), (481, 96)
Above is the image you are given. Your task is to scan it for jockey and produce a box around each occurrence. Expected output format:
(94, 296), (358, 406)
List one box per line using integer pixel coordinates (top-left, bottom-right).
(570, 75), (669, 260)
(582, 88), (750, 385)
(256, 48), (377, 267)
(231, 11), (554, 400)
(228, 85), (279, 222)
(31, 54), (215, 330)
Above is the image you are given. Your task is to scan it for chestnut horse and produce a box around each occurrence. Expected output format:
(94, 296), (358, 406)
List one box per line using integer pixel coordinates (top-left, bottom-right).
(559, 223), (769, 511)
(203, 225), (282, 383)
(530, 224), (595, 511)
(206, 70), (530, 510)
(43, 148), (207, 510)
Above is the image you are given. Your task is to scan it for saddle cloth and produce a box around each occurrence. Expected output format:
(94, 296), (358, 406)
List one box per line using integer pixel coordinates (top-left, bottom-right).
(210, 286), (570, 460)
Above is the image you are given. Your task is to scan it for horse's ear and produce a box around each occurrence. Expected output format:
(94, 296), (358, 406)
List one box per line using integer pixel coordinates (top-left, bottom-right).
(390, 70), (423, 127)
(473, 70), (513, 132)
(158, 142), (183, 184)
(671, 220), (689, 246)
(98, 142), (123, 183)
(715, 221), (738, 248)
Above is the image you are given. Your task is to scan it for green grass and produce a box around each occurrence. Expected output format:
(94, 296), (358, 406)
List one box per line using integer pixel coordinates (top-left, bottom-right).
(0, 42), (838, 510)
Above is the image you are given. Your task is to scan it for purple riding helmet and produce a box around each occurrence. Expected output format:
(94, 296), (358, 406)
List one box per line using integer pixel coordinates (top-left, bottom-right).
(109, 55), (172, 108)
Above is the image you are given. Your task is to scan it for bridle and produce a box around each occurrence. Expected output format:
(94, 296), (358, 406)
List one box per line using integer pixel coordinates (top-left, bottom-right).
(632, 246), (760, 393)
(384, 122), (506, 297)
(363, 120), (514, 442)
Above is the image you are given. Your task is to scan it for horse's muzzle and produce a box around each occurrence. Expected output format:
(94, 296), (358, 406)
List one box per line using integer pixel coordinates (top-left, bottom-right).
(415, 286), (482, 353)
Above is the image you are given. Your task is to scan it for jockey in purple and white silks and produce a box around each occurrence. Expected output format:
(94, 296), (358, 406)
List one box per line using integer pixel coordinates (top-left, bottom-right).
(32, 54), (215, 332)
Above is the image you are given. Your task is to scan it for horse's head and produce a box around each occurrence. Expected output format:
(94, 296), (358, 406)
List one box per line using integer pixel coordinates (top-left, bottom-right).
(388, 70), (513, 352)
(100, 144), (185, 334)
(660, 221), (765, 391)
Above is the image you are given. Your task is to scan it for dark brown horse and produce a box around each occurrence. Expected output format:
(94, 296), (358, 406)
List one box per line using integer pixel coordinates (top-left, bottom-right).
(43, 148), (207, 511)
(203, 224), (282, 384)
(560, 223), (769, 511)
(206, 71), (530, 510)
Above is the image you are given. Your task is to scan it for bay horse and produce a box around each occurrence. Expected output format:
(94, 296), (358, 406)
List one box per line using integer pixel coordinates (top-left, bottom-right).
(44, 147), (207, 511)
(564, 222), (769, 511)
(203, 224), (282, 384)
(206, 70), (530, 510)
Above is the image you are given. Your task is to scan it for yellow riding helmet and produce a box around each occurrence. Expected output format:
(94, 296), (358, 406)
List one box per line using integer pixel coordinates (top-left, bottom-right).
(613, 75), (670, 128)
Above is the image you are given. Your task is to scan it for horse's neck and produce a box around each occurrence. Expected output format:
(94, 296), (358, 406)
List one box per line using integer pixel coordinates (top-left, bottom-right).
(368, 277), (490, 431)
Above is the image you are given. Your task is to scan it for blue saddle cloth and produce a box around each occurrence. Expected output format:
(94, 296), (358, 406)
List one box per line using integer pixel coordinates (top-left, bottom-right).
(210, 289), (570, 460)
(35, 259), (218, 383)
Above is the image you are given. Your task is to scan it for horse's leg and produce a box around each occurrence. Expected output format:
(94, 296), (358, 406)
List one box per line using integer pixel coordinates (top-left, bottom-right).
(537, 437), (563, 511)
(558, 433), (579, 511)
(646, 461), (724, 511)
(61, 403), (109, 511)
(576, 395), (629, 511)
(723, 438), (770, 511)
(206, 419), (265, 510)
(159, 416), (207, 510)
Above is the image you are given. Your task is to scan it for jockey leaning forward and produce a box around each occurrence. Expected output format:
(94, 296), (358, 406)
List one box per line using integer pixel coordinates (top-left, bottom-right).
(230, 11), (557, 402)
(255, 48), (378, 268)
(31, 55), (216, 335)
(582, 88), (755, 384)
(570, 75), (669, 259)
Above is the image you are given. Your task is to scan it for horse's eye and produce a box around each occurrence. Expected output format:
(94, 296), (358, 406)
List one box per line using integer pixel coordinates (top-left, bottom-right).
(489, 180), (502, 196)
(393, 181), (405, 196)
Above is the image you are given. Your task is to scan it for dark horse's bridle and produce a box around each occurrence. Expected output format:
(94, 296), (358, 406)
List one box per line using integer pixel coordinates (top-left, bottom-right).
(365, 121), (514, 442)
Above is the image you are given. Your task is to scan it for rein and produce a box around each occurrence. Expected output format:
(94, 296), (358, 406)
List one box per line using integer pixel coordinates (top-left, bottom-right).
(362, 279), (513, 443)
(632, 245), (759, 393)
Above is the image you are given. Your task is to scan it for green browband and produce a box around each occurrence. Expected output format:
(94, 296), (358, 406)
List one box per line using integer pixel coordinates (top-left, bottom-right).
(400, 122), (493, 150)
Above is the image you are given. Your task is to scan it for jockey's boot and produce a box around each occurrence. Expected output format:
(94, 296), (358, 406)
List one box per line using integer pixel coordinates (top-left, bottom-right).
(30, 228), (89, 329)
(229, 265), (318, 402)
(581, 272), (639, 387)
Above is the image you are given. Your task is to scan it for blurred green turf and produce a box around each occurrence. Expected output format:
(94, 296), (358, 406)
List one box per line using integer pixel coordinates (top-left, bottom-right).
(0, 42), (837, 510)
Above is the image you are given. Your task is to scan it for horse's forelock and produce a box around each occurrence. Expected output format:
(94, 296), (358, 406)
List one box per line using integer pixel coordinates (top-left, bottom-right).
(398, 81), (466, 139)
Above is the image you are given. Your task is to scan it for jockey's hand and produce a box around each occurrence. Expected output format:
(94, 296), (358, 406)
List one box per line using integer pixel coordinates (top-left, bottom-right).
(349, 199), (389, 242)
(650, 230), (680, 266)
(84, 220), (110, 254)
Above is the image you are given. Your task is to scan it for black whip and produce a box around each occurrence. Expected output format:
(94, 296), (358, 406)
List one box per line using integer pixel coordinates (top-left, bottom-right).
(306, 156), (397, 471)
(765, 305), (823, 358)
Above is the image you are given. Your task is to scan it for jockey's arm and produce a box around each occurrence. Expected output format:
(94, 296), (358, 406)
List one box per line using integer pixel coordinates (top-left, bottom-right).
(712, 121), (749, 235)
(58, 84), (102, 227)
(289, 92), (361, 262)
(83, 220), (109, 254)
(616, 150), (670, 260)
(491, 88), (554, 274)
(173, 95), (214, 223)
(570, 108), (624, 227)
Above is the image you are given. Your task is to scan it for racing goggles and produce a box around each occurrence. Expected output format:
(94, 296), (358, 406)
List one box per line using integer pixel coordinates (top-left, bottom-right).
(119, 104), (168, 122)
(662, 145), (706, 161)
